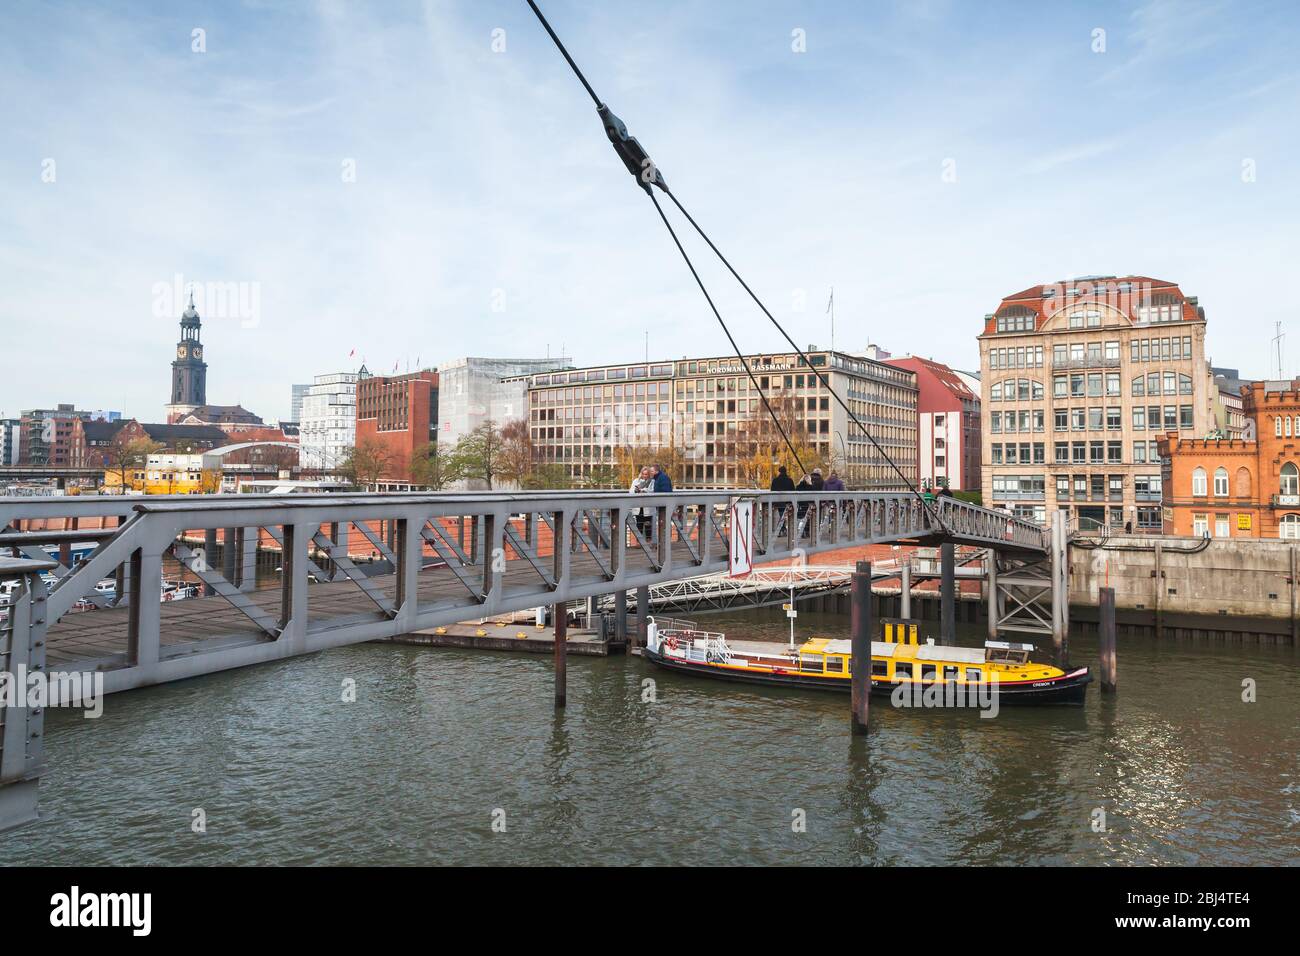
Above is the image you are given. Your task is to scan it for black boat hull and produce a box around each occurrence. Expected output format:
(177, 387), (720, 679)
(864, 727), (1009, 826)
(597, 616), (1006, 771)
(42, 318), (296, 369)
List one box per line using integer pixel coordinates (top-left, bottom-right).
(641, 648), (1091, 706)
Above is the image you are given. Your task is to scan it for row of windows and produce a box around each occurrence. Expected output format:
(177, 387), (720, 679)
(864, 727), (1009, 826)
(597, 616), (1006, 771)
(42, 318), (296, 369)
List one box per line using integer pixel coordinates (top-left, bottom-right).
(1051, 371), (1122, 398)
(988, 345), (1045, 368)
(989, 410), (1045, 433)
(994, 313), (1036, 333)
(1131, 336), (1194, 362)
(1274, 416), (1300, 437)
(1132, 372), (1193, 397)
(989, 379), (1045, 402)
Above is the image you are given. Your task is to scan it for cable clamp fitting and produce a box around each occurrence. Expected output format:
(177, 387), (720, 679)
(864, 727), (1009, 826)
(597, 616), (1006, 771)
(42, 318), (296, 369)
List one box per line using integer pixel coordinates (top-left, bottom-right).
(598, 104), (667, 194)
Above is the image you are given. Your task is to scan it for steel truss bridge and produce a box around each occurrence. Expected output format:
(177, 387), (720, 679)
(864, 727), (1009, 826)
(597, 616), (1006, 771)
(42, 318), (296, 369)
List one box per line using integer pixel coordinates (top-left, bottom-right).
(0, 489), (1051, 831)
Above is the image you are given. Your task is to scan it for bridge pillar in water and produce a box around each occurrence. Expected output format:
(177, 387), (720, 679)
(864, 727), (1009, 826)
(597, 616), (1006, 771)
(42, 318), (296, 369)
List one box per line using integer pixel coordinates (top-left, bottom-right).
(900, 561), (911, 618)
(0, 560), (51, 833)
(1051, 510), (1070, 666)
(614, 588), (627, 646)
(850, 560), (872, 735)
(636, 585), (649, 650)
(554, 602), (567, 708)
(985, 552), (999, 640)
(940, 542), (955, 645)
(1098, 587), (1117, 693)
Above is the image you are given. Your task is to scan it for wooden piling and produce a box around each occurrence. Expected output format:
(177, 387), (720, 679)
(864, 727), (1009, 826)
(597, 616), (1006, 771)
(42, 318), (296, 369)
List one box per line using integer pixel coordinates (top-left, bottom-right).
(1098, 586), (1117, 693)
(940, 542), (955, 645)
(554, 602), (567, 708)
(850, 560), (871, 735)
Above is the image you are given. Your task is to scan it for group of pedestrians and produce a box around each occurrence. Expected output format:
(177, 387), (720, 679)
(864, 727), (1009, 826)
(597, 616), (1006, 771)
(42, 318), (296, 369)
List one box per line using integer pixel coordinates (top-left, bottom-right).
(768, 465), (845, 493)
(628, 463), (673, 537)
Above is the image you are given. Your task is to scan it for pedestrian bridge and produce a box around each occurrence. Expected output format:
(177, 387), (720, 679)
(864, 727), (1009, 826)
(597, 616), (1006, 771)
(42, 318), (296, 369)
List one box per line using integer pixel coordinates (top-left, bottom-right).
(0, 489), (1046, 830)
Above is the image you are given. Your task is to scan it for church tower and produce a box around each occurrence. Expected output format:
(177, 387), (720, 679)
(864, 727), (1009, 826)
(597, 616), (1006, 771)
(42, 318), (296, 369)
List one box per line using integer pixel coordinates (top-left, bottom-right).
(165, 291), (208, 422)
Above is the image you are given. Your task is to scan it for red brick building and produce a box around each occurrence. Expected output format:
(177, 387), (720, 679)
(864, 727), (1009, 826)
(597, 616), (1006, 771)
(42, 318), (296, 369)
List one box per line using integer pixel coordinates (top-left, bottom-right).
(1159, 378), (1300, 539)
(354, 369), (439, 483)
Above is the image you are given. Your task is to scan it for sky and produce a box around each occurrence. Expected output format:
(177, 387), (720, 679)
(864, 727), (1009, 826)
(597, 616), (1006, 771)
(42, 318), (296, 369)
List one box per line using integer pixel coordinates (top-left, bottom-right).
(2, 0), (1299, 422)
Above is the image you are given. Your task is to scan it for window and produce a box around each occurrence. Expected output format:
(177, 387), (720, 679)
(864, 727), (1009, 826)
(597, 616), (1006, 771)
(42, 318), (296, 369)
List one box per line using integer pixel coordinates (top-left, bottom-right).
(1132, 375), (1145, 397)
(1193, 513), (1209, 537)
(1282, 514), (1300, 540)
(1213, 467), (1229, 497)
(1282, 463), (1299, 496)
(1133, 442), (1147, 463)
(1106, 407), (1121, 430)
(1215, 514), (1230, 538)
(1192, 467), (1207, 496)
(1054, 408), (1068, 431)
(1132, 406), (1146, 430)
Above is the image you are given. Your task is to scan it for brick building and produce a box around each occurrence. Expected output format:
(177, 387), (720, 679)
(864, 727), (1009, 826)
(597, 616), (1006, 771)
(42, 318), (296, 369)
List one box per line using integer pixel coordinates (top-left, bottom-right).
(354, 368), (438, 483)
(1160, 378), (1300, 539)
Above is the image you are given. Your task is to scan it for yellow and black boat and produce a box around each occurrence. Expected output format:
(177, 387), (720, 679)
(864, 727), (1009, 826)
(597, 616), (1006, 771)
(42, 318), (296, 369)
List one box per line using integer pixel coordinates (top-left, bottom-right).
(642, 617), (1090, 706)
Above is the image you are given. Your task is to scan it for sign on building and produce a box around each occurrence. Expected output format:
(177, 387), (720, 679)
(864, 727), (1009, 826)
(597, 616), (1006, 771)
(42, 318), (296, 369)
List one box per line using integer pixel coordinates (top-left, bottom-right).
(729, 498), (754, 578)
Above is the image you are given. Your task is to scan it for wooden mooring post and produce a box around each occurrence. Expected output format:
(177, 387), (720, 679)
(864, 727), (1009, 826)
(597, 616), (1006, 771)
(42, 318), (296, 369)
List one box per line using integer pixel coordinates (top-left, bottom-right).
(614, 588), (627, 646)
(554, 603), (567, 708)
(1098, 586), (1117, 693)
(636, 585), (649, 650)
(850, 560), (872, 735)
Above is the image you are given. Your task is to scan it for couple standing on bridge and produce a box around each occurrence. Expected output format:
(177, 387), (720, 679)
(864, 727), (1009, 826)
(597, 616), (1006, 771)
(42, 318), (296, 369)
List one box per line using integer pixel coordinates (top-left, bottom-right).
(629, 464), (673, 537)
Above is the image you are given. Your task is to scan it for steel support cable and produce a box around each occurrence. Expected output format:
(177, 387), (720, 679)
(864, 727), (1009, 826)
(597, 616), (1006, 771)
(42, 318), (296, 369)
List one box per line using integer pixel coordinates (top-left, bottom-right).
(524, 0), (943, 529)
(661, 188), (945, 530)
(645, 190), (809, 478)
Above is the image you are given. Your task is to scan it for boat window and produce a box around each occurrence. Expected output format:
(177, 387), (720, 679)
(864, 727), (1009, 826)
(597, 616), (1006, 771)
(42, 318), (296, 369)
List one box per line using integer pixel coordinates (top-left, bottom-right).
(799, 655), (824, 673)
(894, 662), (913, 679)
(920, 664), (937, 682)
(825, 656), (845, 673)
(965, 668), (982, 682)
(871, 660), (887, 677)
(942, 665), (959, 681)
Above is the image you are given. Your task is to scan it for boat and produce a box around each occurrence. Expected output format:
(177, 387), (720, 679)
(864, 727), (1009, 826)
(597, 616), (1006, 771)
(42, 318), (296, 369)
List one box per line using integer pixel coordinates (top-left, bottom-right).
(642, 617), (1091, 706)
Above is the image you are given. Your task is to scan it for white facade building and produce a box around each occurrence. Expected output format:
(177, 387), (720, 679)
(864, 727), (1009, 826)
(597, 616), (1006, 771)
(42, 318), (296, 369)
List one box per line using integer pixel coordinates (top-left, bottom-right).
(299, 371), (360, 470)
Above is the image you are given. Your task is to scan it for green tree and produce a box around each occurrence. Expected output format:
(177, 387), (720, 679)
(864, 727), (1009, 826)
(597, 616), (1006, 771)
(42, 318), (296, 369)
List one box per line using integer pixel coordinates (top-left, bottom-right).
(339, 439), (394, 490)
(410, 442), (449, 490)
(106, 436), (163, 492)
(448, 421), (504, 489)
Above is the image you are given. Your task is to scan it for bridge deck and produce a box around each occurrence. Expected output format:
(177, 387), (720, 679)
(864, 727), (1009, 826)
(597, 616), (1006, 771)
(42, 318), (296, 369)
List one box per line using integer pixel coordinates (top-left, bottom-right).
(42, 536), (681, 669)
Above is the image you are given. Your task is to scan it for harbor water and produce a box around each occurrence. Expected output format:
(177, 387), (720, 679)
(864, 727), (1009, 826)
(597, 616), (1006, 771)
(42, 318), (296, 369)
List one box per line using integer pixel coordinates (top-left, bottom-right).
(5, 609), (1298, 866)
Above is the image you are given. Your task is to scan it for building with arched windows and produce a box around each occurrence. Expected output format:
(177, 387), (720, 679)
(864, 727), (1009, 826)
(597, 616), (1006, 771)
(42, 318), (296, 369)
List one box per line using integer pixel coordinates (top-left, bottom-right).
(978, 275), (1213, 528)
(1158, 378), (1300, 538)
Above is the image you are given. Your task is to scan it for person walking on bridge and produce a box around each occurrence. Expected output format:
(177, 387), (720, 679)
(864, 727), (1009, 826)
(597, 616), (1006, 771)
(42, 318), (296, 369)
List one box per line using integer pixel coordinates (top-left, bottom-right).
(769, 465), (795, 492)
(823, 470), (845, 492)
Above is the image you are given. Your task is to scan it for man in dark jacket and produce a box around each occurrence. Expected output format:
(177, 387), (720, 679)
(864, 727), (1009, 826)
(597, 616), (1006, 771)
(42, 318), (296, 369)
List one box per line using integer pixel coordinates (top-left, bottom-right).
(651, 464), (673, 493)
(823, 470), (845, 491)
(769, 466), (795, 491)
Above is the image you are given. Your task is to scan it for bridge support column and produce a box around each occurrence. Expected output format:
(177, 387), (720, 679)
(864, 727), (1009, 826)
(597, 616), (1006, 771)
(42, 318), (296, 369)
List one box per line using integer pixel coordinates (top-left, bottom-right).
(614, 589), (627, 646)
(554, 602), (567, 708)
(202, 529), (218, 595)
(1099, 586), (1117, 693)
(0, 561), (50, 833)
(1051, 511), (1069, 665)
(222, 527), (237, 586)
(986, 553), (999, 640)
(636, 585), (649, 650)
(900, 561), (911, 618)
(940, 543), (955, 645)
(850, 560), (871, 735)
